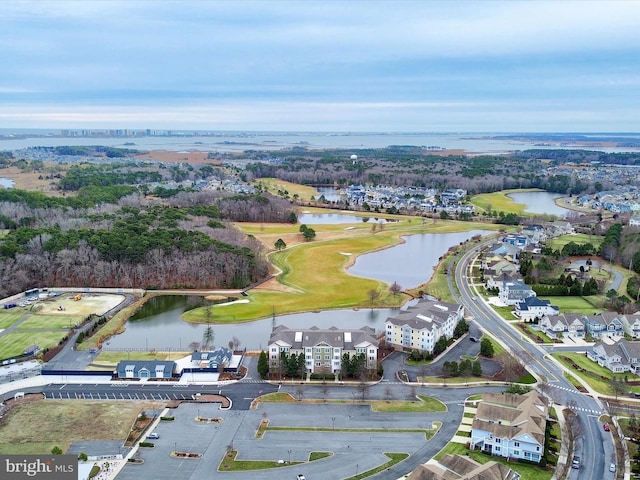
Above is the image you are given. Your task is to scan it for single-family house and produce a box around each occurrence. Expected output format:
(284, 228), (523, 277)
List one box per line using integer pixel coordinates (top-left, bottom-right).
(630, 215), (640, 227)
(116, 360), (176, 379)
(470, 391), (548, 464)
(622, 314), (640, 339)
(583, 312), (625, 339)
(498, 280), (536, 306)
(522, 224), (547, 244)
(486, 271), (523, 291)
(503, 234), (528, 249)
(267, 325), (378, 375)
(587, 338), (640, 374)
(515, 297), (559, 322)
(385, 299), (464, 353)
(539, 313), (585, 339)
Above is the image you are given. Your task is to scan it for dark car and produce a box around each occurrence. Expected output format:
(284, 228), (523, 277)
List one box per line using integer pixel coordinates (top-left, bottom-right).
(572, 455), (580, 469)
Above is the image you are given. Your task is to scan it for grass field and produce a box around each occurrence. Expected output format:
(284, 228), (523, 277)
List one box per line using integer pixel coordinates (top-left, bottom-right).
(15, 314), (84, 330)
(183, 218), (503, 323)
(0, 330), (70, 358)
(0, 310), (26, 330)
(547, 233), (603, 251)
(254, 178), (321, 202)
(544, 296), (602, 313)
(470, 189), (543, 215)
(0, 400), (158, 454)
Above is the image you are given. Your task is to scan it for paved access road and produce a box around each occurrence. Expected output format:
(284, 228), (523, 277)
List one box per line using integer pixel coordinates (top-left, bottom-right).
(454, 242), (615, 480)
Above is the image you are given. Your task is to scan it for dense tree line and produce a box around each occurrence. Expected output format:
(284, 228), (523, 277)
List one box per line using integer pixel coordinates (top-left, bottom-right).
(0, 186), (300, 296)
(60, 164), (163, 191)
(237, 147), (605, 195)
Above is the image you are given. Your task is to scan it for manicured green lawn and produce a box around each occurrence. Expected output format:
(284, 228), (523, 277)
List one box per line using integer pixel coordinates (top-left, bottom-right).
(16, 314), (84, 330)
(344, 453), (409, 480)
(0, 310), (26, 330)
(183, 219), (503, 323)
(371, 395), (446, 412)
(0, 330), (68, 358)
(492, 305), (517, 320)
(552, 352), (634, 395)
(547, 233), (603, 251)
(435, 443), (553, 480)
(545, 296), (601, 313)
(471, 189), (543, 215)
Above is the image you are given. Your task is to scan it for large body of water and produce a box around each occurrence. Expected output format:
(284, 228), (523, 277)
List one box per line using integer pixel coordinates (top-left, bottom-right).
(105, 227), (490, 351)
(2, 131), (640, 154)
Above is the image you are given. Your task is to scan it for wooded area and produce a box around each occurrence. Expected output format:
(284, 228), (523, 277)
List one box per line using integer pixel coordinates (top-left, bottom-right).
(0, 183), (296, 296)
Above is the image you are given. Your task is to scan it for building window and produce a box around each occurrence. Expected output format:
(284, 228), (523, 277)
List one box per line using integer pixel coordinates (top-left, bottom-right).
(514, 442), (520, 447)
(495, 438), (501, 444)
(513, 450), (520, 456)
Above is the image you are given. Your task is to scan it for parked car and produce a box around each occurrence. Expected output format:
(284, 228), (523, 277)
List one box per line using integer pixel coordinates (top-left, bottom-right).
(603, 422), (611, 432)
(296, 475), (306, 480)
(609, 463), (616, 472)
(469, 336), (478, 342)
(147, 432), (160, 439)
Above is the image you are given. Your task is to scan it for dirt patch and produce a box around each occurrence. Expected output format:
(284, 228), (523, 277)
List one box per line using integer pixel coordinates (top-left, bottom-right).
(37, 293), (125, 317)
(0, 166), (62, 194)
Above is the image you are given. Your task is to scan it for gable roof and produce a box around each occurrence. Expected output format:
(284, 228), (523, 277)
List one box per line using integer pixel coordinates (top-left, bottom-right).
(268, 325), (377, 350)
(386, 299), (462, 331)
(473, 391), (548, 446)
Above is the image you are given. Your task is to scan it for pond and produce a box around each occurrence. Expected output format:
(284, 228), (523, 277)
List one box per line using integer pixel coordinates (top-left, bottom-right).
(507, 191), (570, 217)
(105, 228), (490, 351)
(348, 230), (490, 288)
(0, 177), (14, 189)
(105, 295), (411, 351)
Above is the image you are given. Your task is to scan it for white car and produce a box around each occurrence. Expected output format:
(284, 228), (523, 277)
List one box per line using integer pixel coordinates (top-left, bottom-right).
(147, 432), (160, 439)
(609, 463), (616, 472)
(296, 475), (306, 480)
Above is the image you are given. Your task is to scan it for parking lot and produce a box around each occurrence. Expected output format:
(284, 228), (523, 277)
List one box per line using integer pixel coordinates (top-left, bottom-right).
(115, 401), (447, 480)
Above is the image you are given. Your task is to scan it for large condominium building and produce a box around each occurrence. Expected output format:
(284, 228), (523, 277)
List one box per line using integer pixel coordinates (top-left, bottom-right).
(267, 325), (378, 375)
(385, 299), (464, 353)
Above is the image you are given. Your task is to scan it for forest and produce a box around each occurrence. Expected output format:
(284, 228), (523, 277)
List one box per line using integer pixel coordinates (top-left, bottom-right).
(0, 161), (297, 297)
(236, 147), (617, 194)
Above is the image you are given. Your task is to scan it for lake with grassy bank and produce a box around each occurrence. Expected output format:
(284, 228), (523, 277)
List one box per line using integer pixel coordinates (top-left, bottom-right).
(104, 228), (491, 350)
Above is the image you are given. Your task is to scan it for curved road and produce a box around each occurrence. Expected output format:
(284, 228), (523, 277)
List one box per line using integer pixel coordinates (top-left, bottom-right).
(453, 241), (616, 480)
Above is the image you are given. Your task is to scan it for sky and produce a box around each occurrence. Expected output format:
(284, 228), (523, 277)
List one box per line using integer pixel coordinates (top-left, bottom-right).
(1, 0), (639, 132)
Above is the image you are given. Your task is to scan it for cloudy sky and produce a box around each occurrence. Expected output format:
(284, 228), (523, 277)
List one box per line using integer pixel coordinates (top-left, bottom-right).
(1, 0), (639, 132)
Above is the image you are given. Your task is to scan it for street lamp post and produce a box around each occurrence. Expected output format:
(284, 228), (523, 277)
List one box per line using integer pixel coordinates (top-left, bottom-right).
(331, 417), (336, 431)
(288, 449), (292, 464)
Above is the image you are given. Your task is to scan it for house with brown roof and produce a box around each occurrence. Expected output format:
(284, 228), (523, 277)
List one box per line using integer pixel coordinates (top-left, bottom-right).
(470, 391), (548, 464)
(405, 454), (520, 480)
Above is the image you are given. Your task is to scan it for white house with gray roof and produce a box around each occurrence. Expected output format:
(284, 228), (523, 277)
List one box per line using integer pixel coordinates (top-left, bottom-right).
(267, 325), (378, 375)
(587, 338), (640, 374)
(385, 299), (463, 353)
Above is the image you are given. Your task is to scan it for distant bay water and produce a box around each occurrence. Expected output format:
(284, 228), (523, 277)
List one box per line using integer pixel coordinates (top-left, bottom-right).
(2, 131), (640, 154)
